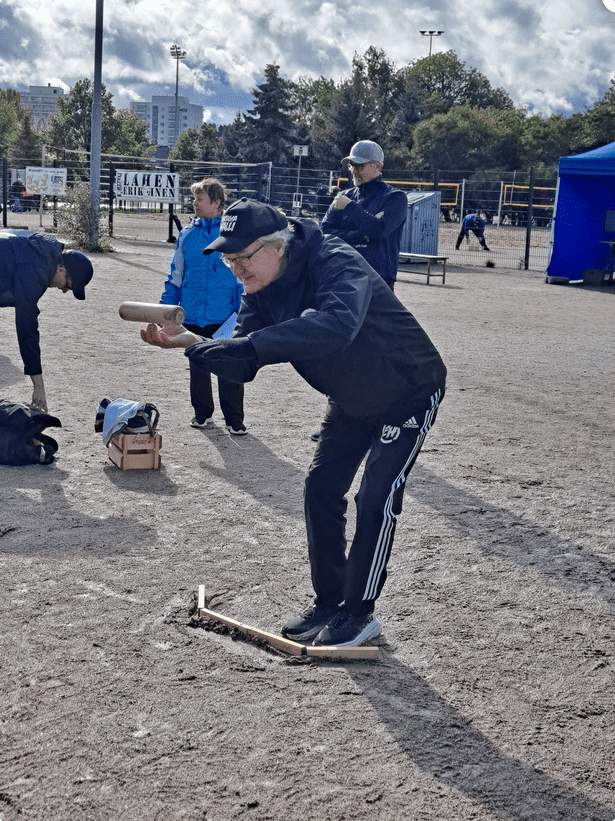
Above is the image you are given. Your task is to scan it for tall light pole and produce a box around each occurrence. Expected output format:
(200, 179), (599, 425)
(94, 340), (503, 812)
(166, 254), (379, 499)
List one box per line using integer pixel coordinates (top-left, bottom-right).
(419, 30), (444, 57)
(170, 44), (186, 147)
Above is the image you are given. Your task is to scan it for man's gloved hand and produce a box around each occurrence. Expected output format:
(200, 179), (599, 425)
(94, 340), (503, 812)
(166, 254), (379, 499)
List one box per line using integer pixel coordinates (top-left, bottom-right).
(185, 336), (259, 384)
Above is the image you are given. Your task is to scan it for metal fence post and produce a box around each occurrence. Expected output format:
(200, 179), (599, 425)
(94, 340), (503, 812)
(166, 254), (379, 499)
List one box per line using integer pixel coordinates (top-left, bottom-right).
(108, 162), (115, 237)
(496, 180), (504, 229)
(524, 166), (535, 270)
(2, 159), (7, 228)
(459, 178), (466, 222)
(268, 164), (275, 204)
(256, 162), (264, 202)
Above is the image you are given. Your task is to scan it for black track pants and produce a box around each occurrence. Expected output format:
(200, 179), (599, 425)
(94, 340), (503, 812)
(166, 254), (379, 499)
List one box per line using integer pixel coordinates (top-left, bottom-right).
(184, 322), (244, 428)
(304, 388), (444, 616)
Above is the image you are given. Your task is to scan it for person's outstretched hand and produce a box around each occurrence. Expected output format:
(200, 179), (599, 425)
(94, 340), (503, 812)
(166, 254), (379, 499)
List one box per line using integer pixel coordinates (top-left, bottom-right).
(140, 323), (201, 349)
(30, 374), (48, 412)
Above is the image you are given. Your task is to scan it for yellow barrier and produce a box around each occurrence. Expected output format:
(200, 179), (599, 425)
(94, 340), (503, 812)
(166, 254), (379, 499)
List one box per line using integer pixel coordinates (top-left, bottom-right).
(503, 184), (556, 210)
(336, 178), (459, 207)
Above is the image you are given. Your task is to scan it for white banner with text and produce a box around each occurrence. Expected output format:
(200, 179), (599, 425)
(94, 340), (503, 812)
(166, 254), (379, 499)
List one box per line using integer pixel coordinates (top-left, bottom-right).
(115, 170), (180, 203)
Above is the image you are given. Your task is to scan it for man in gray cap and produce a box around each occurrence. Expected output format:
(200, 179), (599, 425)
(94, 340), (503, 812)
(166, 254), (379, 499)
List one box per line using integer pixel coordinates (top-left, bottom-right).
(321, 139), (407, 291)
(140, 198), (446, 648)
(0, 230), (93, 412)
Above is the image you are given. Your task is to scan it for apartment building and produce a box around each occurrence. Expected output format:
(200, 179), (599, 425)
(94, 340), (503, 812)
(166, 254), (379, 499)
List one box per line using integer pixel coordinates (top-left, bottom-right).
(130, 95), (203, 147)
(19, 84), (64, 131)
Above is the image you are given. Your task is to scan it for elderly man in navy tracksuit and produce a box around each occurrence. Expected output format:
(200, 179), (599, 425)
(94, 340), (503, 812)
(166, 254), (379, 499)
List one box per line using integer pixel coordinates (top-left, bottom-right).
(140, 199), (446, 648)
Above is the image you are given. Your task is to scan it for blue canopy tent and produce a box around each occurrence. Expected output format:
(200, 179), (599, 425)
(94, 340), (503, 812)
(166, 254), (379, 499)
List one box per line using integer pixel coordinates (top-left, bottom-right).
(546, 142), (615, 283)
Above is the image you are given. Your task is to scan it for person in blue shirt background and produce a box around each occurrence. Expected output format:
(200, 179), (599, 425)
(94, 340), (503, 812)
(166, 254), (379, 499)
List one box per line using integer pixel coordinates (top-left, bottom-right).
(160, 178), (246, 434)
(455, 213), (491, 251)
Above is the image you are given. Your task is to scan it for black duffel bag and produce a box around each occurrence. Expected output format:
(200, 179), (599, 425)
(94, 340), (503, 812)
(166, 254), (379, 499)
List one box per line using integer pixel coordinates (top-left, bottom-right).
(0, 400), (61, 465)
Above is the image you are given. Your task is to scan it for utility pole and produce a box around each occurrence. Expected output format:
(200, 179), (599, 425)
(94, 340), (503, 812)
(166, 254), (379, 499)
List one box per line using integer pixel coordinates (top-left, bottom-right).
(89, 0), (104, 250)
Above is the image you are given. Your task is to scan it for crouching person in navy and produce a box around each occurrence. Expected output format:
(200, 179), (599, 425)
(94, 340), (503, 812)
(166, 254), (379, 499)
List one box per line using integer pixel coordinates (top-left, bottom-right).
(140, 199), (447, 648)
(0, 230), (93, 412)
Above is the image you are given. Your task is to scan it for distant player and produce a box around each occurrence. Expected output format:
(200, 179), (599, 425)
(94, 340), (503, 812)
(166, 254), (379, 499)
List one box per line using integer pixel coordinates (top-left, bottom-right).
(455, 213), (490, 251)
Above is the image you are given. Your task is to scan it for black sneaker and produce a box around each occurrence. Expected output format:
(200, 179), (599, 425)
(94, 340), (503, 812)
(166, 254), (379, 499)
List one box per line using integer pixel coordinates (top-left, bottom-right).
(281, 603), (340, 641)
(190, 415), (212, 428)
(313, 608), (381, 647)
(226, 423), (247, 435)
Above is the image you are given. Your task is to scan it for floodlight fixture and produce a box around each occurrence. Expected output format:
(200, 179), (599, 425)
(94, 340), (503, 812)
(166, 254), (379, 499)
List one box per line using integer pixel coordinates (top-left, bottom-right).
(419, 30), (444, 57)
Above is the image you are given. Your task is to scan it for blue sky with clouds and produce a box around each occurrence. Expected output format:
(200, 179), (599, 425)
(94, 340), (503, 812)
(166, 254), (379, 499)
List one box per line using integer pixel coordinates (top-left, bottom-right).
(1, 0), (614, 125)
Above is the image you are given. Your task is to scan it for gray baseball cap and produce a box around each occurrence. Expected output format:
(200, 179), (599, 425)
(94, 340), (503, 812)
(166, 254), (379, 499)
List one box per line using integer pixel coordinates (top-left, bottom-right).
(342, 140), (384, 165)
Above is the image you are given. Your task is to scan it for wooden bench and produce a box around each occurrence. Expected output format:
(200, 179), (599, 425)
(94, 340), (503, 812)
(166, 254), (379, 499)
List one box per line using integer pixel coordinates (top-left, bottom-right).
(398, 253), (448, 285)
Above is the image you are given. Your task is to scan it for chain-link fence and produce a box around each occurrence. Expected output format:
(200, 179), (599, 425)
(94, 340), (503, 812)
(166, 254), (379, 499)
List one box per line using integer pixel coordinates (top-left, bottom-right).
(1, 150), (557, 270)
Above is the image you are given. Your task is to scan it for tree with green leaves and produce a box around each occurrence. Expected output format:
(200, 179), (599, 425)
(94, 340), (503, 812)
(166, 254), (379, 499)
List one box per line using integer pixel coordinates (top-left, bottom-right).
(40, 78), (152, 157)
(410, 105), (525, 171)
(108, 109), (152, 157)
(518, 113), (586, 170)
(10, 109), (40, 167)
(169, 128), (200, 161)
(0, 89), (20, 156)
(288, 76), (336, 128)
(218, 113), (248, 163)
(169, 123), (219, 162)
(401, 51), (513, 120)
(578, 80), (615, 151)
(309, 47), (405, 167)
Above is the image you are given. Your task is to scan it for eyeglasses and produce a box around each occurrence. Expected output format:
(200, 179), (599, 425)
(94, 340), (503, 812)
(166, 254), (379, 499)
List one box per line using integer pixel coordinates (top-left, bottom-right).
(346, 161), (368, 171)
(221, 242), (267, 270)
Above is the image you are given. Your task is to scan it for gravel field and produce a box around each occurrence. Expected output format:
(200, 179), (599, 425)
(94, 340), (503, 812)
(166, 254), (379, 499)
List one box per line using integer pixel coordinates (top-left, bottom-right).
(0, 225), (613, 821)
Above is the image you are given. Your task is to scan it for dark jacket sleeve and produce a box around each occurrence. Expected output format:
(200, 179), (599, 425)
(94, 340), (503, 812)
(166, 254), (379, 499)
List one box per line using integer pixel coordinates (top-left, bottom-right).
(321, 198), (366, 247)
(344, 189), (407, 243)
(184, 337), (259, 384)
(14, 278), (44, 375)
(11, 235), (64, 375)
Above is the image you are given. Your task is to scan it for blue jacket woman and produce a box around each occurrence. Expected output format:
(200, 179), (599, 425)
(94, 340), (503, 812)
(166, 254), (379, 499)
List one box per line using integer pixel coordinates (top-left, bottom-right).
(161, 217), (242, 326)
(160, 179), (246, 434)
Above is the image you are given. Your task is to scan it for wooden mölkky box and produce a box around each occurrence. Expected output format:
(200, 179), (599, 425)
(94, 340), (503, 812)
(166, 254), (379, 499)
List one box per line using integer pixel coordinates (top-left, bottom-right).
(108, 432), (162, 470)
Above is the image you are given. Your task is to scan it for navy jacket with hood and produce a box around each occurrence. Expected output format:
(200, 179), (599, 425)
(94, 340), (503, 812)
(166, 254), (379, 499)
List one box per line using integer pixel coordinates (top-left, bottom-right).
(0, 231), (64, 375)
(321, 175), (407, 282)
(186, 219), (446, 421)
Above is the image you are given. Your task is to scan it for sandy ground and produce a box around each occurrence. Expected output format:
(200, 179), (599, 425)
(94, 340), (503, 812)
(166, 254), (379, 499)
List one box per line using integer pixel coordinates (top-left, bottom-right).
(0, 230), (614, 821)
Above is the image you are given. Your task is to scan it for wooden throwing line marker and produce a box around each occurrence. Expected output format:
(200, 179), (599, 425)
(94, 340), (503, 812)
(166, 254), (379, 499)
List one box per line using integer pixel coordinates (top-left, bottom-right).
(197, 585), (379, 661)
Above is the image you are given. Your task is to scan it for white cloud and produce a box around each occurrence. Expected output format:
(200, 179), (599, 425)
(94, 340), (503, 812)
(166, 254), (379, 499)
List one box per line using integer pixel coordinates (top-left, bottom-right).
(0, 0), (613, 124)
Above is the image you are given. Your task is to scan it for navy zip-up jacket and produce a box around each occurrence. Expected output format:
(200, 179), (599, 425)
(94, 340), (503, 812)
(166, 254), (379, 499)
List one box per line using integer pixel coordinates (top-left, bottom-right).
(186, 219), (446, 421)
(0, 231), (64, 375)
(321, 175), (407, 282)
